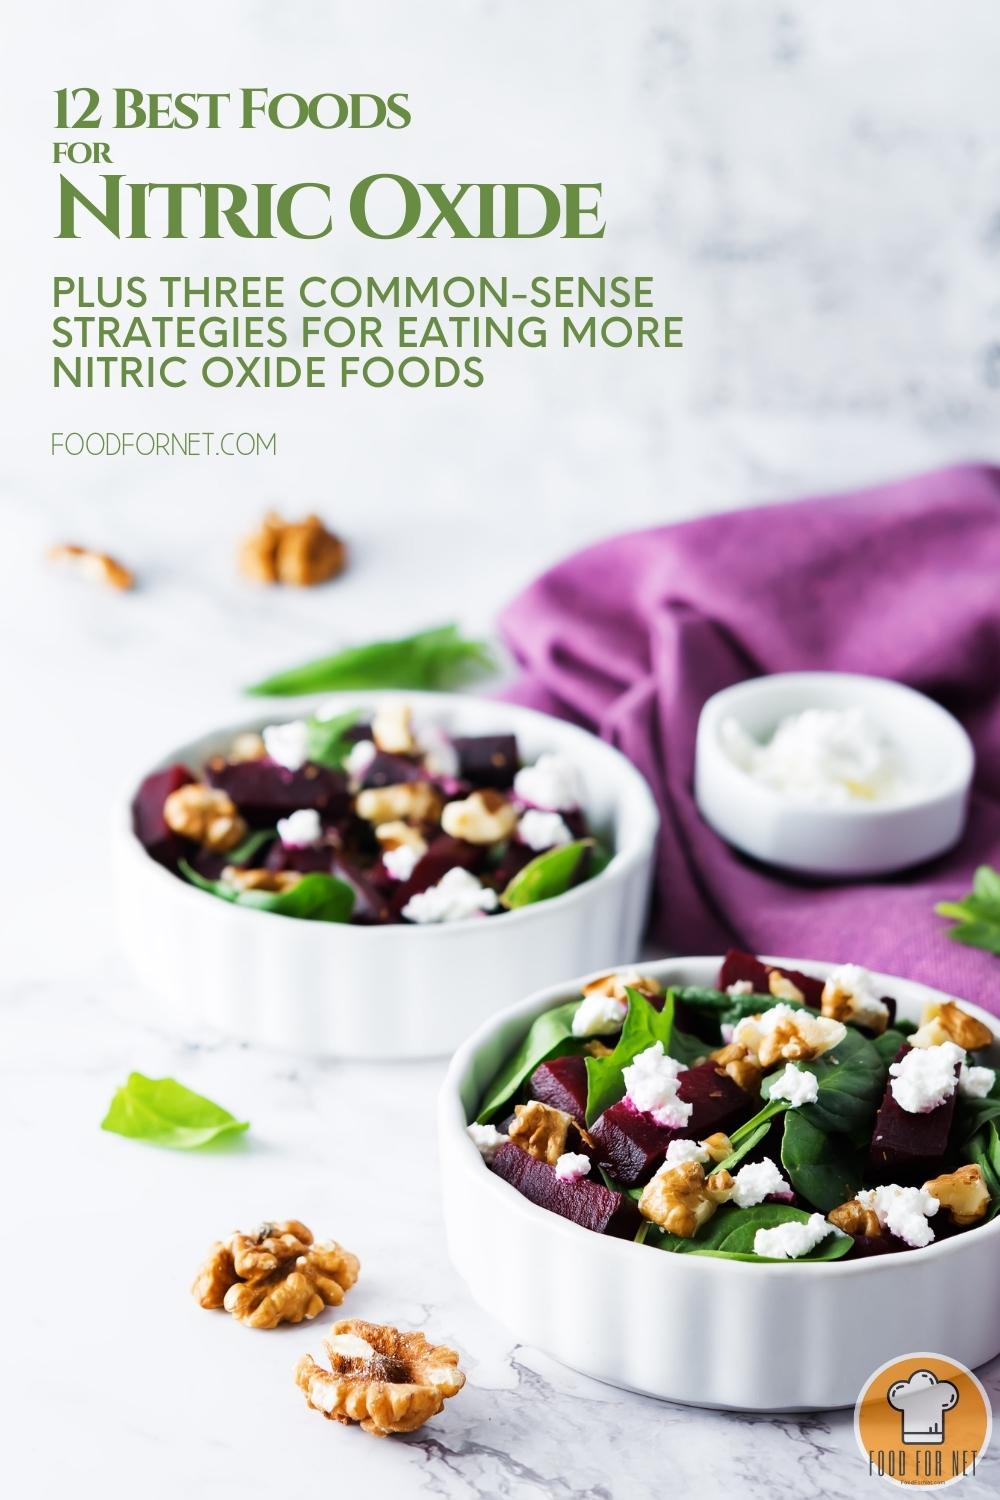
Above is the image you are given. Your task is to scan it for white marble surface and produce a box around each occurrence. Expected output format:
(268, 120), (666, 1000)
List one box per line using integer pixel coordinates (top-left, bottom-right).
(6, 2), (1000, 1495)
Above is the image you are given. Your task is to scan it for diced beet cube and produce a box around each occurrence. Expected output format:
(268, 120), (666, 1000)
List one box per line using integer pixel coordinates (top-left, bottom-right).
(452, 735), (520, 789)
(591, 1101), (676, 1185)
(868, 1044), (960, 1182)
(361, 752), (425, 789)
(265, 843), (333, 876)
(677, 1060), (755, 1136)
(131, 763), (195, 867)
(529, 1055), (589, 1125)
(329, 853), (395, 924)
(205, 758), (348, 824)
(847, 1233), (910, 1259)
(717, 950), (824, 1008)
(389, 835), (485, 916)
(488, 843), (536, 889)
(490, 1143), (636, 1236)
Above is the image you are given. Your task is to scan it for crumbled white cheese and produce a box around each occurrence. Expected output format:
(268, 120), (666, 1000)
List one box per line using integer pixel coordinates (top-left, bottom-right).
(959, 1063), (996, 1099)
(554, 1151), (591, 1182)
(889, 1042), (965, 1113)
(753, 1213), (841, 1260)
(822, 963), (891, 1030)
(276, 808), (323, 848)
(401, 867), (499, 924)
(518, 809), (573, 851)
(572, 991), (628, 1038)
(720, 1023), (735, 1043)
(768, 1063), (820, 1108)
(857, 1184), (940, 1248)
(513, 753), (583, 812)
(726, 980), (755, 996)
(623, 1043), (692, 1129)
(664, 1138), (711, 1167)
(720, 705), (907, 806)
(729, 1157), (791, 1208)
(383, 843), (422, 883)
(262, 719), (310, 771)
(344, 738), (377, 782)
(466, 1122), (507, 1163)
(417, 724), (460, 779)
(732, 1004), (845, 1060)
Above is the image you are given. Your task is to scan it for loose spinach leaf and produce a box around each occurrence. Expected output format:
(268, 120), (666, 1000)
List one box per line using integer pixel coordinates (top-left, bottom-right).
(872, 1028), (909, 1066)
(647, 1202), (851, 1262)
(765, 1029), (886, 1139)
(936, 866), (1000, 955)
(666, 1025), (710, 1068)
(952, 1071), (1000, 1144)
(671, 986), (805, 1045)
(500, 840), (597, 910)
(584, 988), (676, 1125)
(224, 827), (277, 866)
(476, 1000), (583, 1124)
(101, 1072), (249, 1149)
(246, 623), (497, 697)
(780, 1108), (863, 1213)
(180, 861), (355, 924)
(305, 709), (360, 770)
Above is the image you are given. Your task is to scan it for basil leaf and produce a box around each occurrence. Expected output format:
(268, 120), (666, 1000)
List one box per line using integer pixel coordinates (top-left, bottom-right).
(780, 1108), (863, 1213)
(936, 865), (1000, 953)
(305, 709), (360, 770)
(101, 1072), (249, 1149)
(245, 623), (497, 696)
(584, 988), (676, 1125)
(501, 839), (596, 910)
(648, 1202), (852, 1262)
(180, 861), (355, 924)
(224, 827), (277, 866)
(476, 999), (582, 1124)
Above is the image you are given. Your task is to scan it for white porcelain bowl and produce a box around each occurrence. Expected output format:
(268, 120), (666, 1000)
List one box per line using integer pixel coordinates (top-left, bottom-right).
(694, 672), (974, 877)
(113, 691), (659, 1059)
(440, 955), (1000, 1411)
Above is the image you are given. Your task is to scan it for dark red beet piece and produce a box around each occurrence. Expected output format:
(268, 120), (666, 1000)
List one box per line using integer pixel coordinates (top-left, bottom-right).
(452, 735), (520, 789)
(529, 1055), (589, 1125)
(330, 853), (395, 924)
(205, 758), (348, 824)
(592, 1061), (754, 1185)
(717, 950), (824, 1008)
(847, 1233), (911, 1259)
(488, 843), (536, 890)
(265, 843), (334, 876)
(390, 834), (485, 916)
(131, 764), (195, 867)
(490, 1143), (637, 1237)
(869, 1044), (960, 1183)
(361, 752), (425, 789)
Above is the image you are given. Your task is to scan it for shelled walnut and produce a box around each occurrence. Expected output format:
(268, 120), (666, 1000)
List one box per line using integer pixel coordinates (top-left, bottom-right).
(239, 511), (346, 587)
(163, 783), (247, 852)
(192, 1219), (359, 1329)
(295, 1320), (465, 1436)
(48, 542), (134, 590)
(508, 1099), (593, 1165)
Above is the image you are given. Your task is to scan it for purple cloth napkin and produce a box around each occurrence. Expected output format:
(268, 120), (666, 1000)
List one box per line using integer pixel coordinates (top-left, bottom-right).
(499, 463), (1000, 1014)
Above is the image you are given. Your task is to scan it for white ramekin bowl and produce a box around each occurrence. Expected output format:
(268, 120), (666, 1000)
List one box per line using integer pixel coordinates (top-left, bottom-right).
(440, 955), (1000, 1411)
(113, 691), (659, 1060)
(694, 672), (974, 877)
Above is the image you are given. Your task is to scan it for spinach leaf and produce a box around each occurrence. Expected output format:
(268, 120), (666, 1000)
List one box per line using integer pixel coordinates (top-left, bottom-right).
(500, 840), (597, 910)
(476, 1000), (582, 1124)
(180, 861), (355, 924)
(952, 1071), (1000, 1143)
(224, 827), (277, 866)
(936, 866), (1000, 955)
(246, 623), (497, 696)
(872, 1028), (908, 1066)
(101, 1073), (249, 1149)
(671, 986), (805, 1044)
(584, 988), (676, 1125)
(715, 1117), (775, 1173)
(305, 709), (360, 770)
(647, 1202), (851, 1262)
(965, 1122), (1000, 1219)
(666, 1024), (711, 1068)
(780, 1108), (863, 1213)
(767, 1029), (886, 1139)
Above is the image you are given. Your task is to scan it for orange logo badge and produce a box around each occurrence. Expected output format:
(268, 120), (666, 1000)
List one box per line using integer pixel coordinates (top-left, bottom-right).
(855, 1353), (992, 1488)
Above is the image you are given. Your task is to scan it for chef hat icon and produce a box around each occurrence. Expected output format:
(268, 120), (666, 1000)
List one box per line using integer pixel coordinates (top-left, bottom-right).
(887, 1369), (959, 1444)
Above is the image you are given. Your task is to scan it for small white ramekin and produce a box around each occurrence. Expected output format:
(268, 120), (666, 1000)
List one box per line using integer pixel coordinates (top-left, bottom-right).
(113, 691), (659, 1060)
(694, 672), (974, 877)
(440, 955), (1000, 1411)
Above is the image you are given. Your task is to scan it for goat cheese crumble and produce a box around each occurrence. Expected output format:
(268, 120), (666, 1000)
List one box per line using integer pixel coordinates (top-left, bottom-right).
(518, 809), (573, 851)
(623, 1043), (692, 1129)
(664, 1138), (711, 1167)
(467, 1123), (507, 1163)
(276, 808), (323, 848)
(960, 1063), (997, 1099)
(344, 738), (377, 782)
(720, 705), (906, 806)
(727, 979), (755, 996)
(889, 1042), (964, 1113)
(383, 843), (422, 883)
(572, 991), (628, 1038)
(753, 1213), (841, 1260)
(554, 1152), (592, 1182)
(513, 753), (583, 812)
(262, 719), (310, 771)
(768, 1063), (820, 1108)
(729, 1157), (792, 1208)
(856, 1184), (940, 1248)
(822, 963), (891, 1030)
(401, 867), (499, 924)
(417, 724), (460, 779)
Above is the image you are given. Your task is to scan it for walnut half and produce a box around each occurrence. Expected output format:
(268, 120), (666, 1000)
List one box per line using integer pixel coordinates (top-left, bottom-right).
(164, 783), (247, 852)
(192, 1220), (359, 1329)
(240, 511), (346, 587)
(295, 1320), (465, 1436)
(508, 1099), (593, 1165)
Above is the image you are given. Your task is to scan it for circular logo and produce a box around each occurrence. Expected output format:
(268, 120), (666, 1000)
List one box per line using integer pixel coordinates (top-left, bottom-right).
(855, 1353), (992, 1488)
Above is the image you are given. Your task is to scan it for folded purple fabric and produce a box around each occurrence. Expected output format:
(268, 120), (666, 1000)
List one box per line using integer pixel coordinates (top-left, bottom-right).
(499, 464), (1000, 1014)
